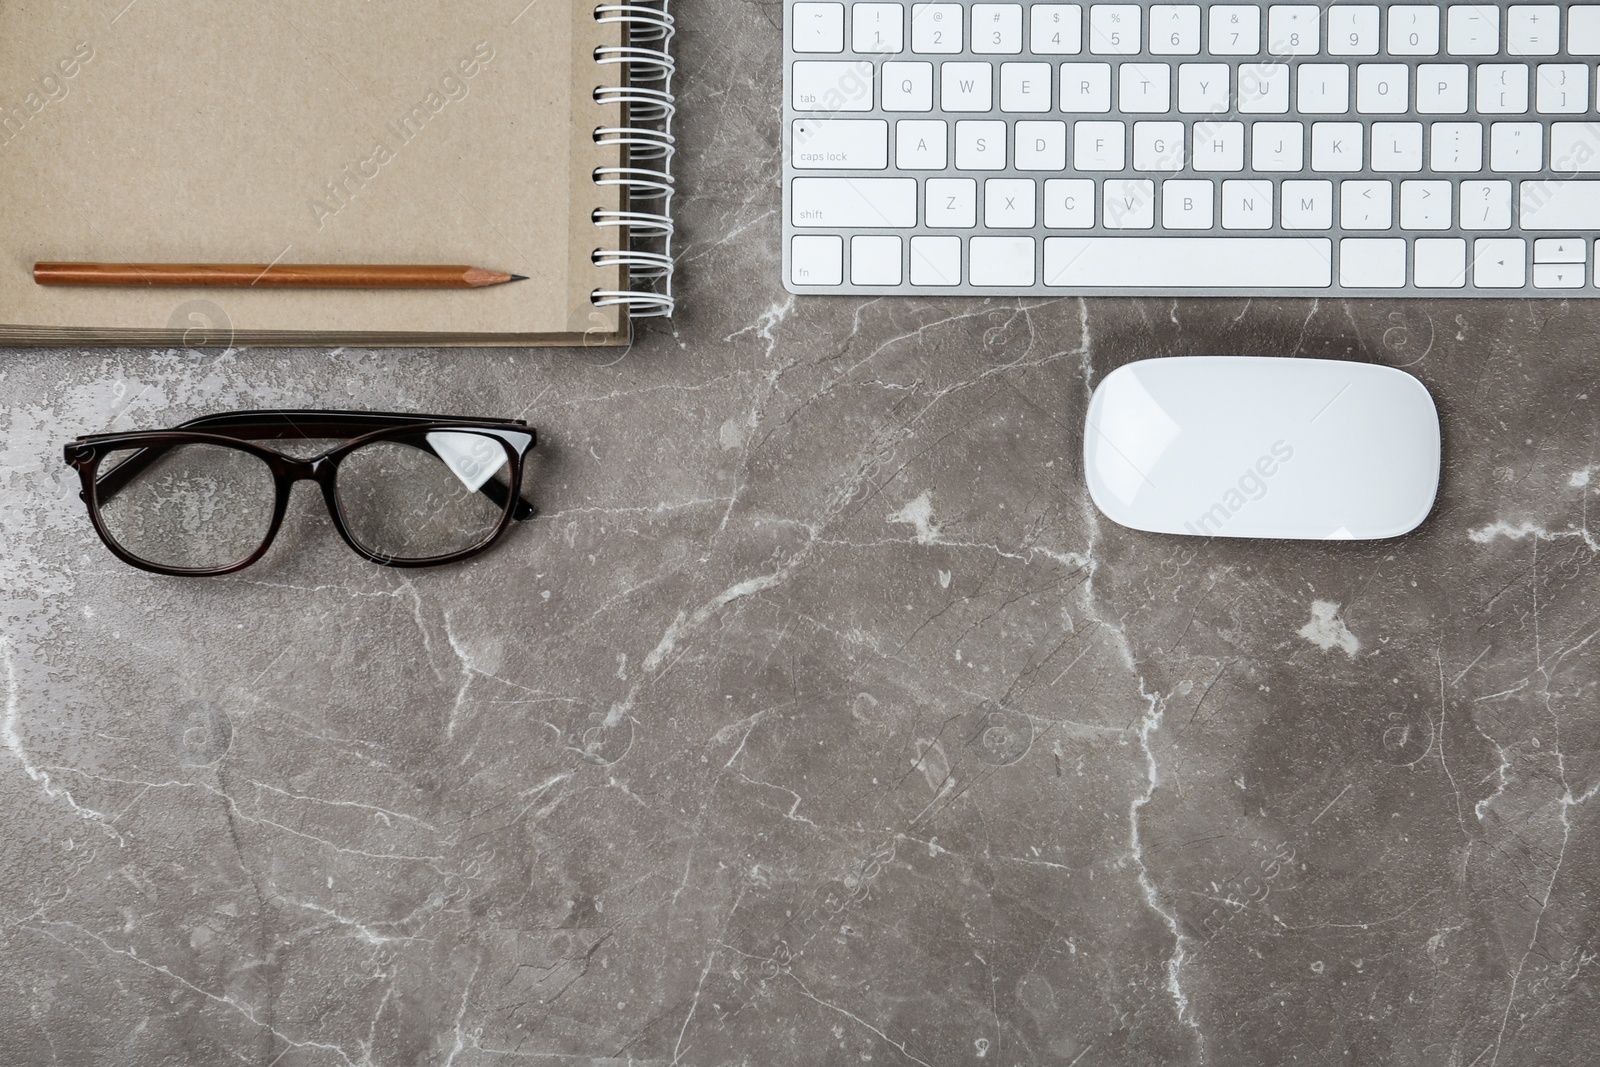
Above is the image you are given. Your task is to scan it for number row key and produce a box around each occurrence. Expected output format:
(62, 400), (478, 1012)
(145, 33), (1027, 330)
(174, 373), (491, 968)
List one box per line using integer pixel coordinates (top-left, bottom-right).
(795, 3), (1600, 58)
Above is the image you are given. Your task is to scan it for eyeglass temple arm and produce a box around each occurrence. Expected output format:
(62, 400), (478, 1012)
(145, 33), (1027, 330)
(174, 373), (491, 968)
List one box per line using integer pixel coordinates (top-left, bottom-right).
(471, 473), (535, 520)
(86, 412), (537, 520)
(176, 410), (531, 439)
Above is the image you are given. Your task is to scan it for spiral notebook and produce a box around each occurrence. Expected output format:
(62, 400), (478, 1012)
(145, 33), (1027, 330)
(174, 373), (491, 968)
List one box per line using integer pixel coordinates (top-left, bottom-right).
(0, 0), (675, 347)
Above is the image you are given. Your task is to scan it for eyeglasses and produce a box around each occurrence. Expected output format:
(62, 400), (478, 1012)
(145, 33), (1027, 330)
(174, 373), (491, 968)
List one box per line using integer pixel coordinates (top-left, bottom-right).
(63, 410), (537, 576)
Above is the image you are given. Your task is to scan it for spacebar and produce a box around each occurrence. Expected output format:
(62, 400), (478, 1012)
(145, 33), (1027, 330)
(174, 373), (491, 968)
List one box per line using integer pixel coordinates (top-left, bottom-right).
(1044, 237), (1333, 288)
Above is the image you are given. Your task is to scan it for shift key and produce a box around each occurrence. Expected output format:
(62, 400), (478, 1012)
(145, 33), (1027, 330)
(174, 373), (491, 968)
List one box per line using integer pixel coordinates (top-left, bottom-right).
(792, 177), (917, 226)
(792, 120), (889, 169)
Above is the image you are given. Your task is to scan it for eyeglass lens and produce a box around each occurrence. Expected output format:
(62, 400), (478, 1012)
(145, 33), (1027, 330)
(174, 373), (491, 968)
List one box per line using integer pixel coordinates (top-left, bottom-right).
(335, 431), (517, 561)
(96, 442), (276, 571)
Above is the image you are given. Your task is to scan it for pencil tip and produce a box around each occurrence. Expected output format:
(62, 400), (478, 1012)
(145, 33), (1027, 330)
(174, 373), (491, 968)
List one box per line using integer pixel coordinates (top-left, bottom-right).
(508, 274), (529, 283)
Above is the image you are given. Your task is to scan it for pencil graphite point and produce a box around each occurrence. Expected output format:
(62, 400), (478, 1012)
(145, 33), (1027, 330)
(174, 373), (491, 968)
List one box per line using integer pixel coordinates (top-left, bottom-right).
(460, 266), (526, 288)
(508, 274), (528, 283)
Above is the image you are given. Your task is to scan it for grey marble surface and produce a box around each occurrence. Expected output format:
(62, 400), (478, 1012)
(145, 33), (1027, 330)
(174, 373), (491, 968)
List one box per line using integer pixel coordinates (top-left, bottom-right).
(4, 3), (1600, 1065)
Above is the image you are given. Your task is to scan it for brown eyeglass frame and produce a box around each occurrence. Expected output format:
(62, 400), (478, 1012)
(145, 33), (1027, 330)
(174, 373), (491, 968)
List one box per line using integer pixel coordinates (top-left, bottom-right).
(63, 409), (538, 577)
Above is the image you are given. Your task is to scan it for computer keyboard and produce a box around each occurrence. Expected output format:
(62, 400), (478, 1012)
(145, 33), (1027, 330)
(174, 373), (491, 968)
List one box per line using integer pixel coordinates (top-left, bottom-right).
(782, 1), (1600, 297)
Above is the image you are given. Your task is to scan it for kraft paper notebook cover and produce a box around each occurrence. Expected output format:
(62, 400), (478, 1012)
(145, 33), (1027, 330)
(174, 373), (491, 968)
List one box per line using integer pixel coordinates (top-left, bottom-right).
(0, 0), (677, 347)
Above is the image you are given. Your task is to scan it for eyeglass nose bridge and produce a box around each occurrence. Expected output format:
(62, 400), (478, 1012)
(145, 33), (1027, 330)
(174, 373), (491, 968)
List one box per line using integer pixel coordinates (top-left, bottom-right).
(262, 455), (346, 523)
(274, 454), (334, 484)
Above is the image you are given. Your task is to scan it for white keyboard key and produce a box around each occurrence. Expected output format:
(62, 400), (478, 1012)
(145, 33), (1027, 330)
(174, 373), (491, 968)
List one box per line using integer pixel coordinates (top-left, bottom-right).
(1060, 63), (1113, 111)
(955, 120), (1007, 168)
(1178, 64), (1231, 113)
(1209, 5), (1262, 55)
(1572, 8), (1600, 56)
(1507, 6), (1560, 57)
(792, 177), (918, 226)
(986, 177), (1037, 227)
(1239, 64), (1290, 113)
(909, 235), (961, 284)
(1490, 122), (1543, 172)
(911, 3), (963, 52)
(1447, 5), (1499, 56)
(1417, 64), (1471, 113)
(1282, 179), (1334, 227)
(1461, 179), (1513, 228)
(1043, 236), (1333, 287)
(1311, 122), (1364, 170)
(1536, 64), (1590, 114)
(853, 3), (906, 53)
(1089, 5), (1142, 54)
(1473, 238), (1527, 286)
(972, 4), (1025, 53)
(1533, 263), (1585, 288)
(1550, 123), (1600, 173)
(792, 119), (889, 169)
(793, 61), (876, 111)
(794, 2), (847, 52)
(1193, 122), (1246, 170)
(1387, 5), (1440, 56)
(1001, 62), (1053, 112)
(1341, 179), (1393, 228)
(1044, 178), (1097, 226)
(1252, 121), (1304, 169)
(1119, 63), (1172, 113)
(1328, 6), (1380, 56)
(926, 176), (978, 225)
(1432, 122), (1484, 171)
(941, 62), (993, 111)
(1400, 179), (1453, 228)
(909, 234), (961, 284)
(1151, 5), (1202, 55)
(852, 234), (903, 284)
(1414, 238), (1467, 287)
(1268, 5), (1321, 56)
(1015, 120), (1068, 169)
(1298, 64), (1350, 114)
(1163, 179), (1214, 227)
(1372, 122), (1424, 171)
(1520, 180), (1600, 229)
(1478, 64), (1531, 115)
(882, 61), (935, 110)
(1221, 179), (1274, 228)
(1357, 64), (1410, 114)
(1074, 120), (1126, 169)
(1340, 238), (1407, 287)
(791, 234), (844, 284)
(897, 119), (948, 168)
(970, 236), (1036, 285)
(1534, 238), (1586, 263)
(1103, 178), (1157, 228)
(1134, 121), (1187, 170)
(1031, 4), (1084, 54)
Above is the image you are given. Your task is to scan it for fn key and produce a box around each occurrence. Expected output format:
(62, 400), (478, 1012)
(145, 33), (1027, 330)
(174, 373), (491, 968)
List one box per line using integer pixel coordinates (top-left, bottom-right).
(791, 235), (843, 286)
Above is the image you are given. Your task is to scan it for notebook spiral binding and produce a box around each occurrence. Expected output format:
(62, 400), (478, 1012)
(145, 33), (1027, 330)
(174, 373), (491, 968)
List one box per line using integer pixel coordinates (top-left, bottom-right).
(591, 1), (676, 319)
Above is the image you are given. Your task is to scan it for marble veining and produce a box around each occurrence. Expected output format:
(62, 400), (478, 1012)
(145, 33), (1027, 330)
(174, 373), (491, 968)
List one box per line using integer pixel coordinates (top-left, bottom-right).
(2, 2), (1599, 1064)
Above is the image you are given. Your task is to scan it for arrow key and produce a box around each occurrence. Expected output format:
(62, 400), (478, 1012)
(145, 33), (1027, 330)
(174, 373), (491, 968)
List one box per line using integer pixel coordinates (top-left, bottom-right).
(1533, 263), (1585, 288)
(1473, 238), (1527, 288)
(1533, 238), (1586, 264)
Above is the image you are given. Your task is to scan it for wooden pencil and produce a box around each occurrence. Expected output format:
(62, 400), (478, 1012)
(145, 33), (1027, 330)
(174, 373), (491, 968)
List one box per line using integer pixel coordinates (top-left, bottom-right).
(32, 263), (528, 289)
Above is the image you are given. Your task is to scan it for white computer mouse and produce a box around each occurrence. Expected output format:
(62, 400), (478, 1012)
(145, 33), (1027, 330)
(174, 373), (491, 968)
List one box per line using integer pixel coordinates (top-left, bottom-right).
(1084, 356), (1440, 540)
